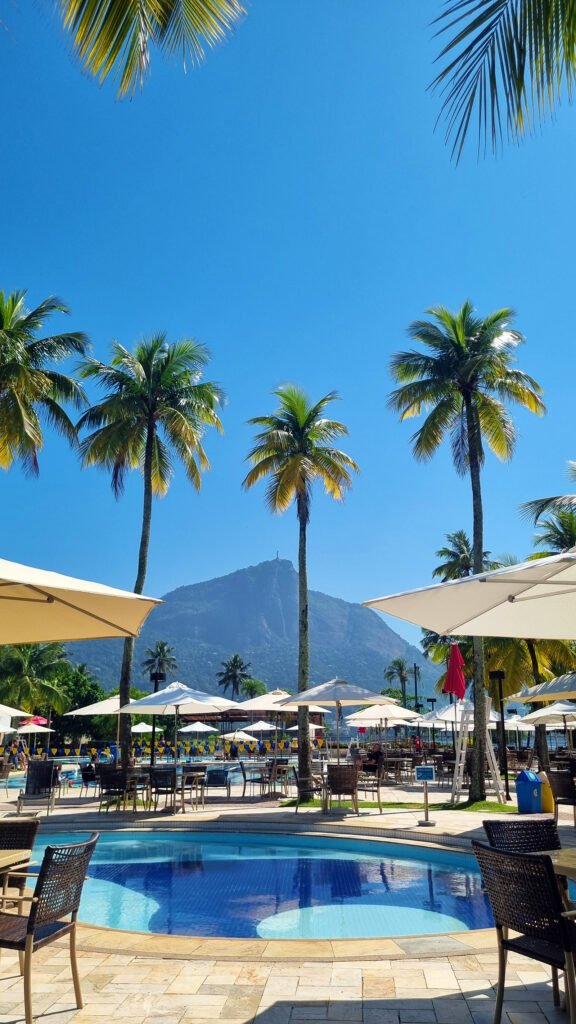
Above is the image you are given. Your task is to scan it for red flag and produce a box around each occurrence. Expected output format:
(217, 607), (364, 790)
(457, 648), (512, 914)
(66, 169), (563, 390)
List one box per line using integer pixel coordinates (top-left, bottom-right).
(443, 643), (467, 700)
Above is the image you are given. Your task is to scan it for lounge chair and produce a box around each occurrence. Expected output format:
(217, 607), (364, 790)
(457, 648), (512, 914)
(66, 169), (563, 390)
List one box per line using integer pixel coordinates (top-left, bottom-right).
(0, 833), (98, 1024)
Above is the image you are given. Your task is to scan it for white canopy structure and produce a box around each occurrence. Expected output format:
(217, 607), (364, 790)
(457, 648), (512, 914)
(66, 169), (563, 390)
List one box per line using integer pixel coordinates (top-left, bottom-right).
(364, 552), (576, 640)
(178, 722), (214, 734)
(346, 703), (422, 726)
(119, 682), (220, 717)
(17, 724), (53, 735)
(239, 689), (327, 715)
(222, 730), (255, 743)
(130, 722), (157, 734)
(244, 720), (276, 733)
(65, 696), (135, 717)
(522, 701), (576, 726)
(0, 556), (159, 643)
(515, 673), (576, 703)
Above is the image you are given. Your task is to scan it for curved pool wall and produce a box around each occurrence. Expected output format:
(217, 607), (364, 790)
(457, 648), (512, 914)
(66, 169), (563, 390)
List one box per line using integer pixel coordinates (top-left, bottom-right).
(33, 830), (493, 940)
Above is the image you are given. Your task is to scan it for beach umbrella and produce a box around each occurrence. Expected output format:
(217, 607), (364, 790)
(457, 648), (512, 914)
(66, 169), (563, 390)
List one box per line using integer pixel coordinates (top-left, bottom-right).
(0, 701), (33, 718)
(178, 721), (214, 734)
(288, 723), (324, 733)
(0, 556), (159, 643)
(20, 715), (47, 726)
(17, 723), (53, 734)
(346, 702), (422, 752)
(244, 720), (276, 733)
(278, 679), (399, 761)
(364, 551), (576, 640)
(222, 730), (255, 743)
(130, 722), (157, 734)
(513, 673), (576, 703)
(65, 695), (135, 716)
(120, 682), (221, 755)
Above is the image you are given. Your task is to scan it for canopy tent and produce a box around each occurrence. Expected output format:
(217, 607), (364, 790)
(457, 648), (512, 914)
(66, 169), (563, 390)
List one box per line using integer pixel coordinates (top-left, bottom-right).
(279, 679), (399, 761)
(178, 721), (215, 734)
(0, 556), (159, 644)
(364, 552), (576, 640)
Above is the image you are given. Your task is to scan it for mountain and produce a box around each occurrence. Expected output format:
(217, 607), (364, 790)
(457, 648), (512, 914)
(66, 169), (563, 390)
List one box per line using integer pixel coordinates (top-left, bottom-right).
(68, 559), (440, 697)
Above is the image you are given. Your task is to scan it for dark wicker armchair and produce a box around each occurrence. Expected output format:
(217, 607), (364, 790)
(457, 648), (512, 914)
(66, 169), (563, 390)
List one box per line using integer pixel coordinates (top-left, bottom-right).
(291, 767), (326, 813)
(325, 764), (360, 815)
(17, 762), (57, 816)
(0, 832), (98, 1024)
(483, 817), (562, 853)
(97, 767), (128, 813)
(548, 770), (576, 825)
(473, 840), (576, 1021)
(0, 818), (40, 899)
(149, 767), (178, 812)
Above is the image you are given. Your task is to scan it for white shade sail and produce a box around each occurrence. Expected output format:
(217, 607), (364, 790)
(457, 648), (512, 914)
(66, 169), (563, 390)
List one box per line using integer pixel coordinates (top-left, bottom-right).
(364, 552), (576, 640)
(0, 556), (159, 643)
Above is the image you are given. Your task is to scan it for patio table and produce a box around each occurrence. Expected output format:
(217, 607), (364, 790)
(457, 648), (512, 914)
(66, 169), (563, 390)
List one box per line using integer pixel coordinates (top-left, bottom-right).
(543, 848), (576, 882)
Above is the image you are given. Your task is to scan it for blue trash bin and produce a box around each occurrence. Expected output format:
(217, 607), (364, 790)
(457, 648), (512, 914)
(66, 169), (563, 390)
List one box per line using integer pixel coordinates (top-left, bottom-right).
(515, 770), (542, 814)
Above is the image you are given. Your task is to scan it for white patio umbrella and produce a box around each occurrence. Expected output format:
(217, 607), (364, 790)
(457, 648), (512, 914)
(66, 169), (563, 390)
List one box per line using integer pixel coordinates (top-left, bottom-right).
(0, 701), (29, 718)
(0, 556), (159, 643)
(278, 679), (400, 761)
(17, 723), (53, 734)
(120, 682), (221, 754)
(435, 701), (500, 725)
(288, 723), (325, 734)
(346, 703), (421, 726)
(244, 720), (276, 733)
(130, 722), (157, 734)
(514, 673), (576, 703)
(222, 730), (255, 743)
(521, 700), (576, 725)
(65, 695), (136, 716)
(178, 721), (214, 734)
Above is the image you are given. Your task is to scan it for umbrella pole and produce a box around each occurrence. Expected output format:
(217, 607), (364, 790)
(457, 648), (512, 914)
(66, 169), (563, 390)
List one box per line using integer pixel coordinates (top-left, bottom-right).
(336, 702), (340, 764)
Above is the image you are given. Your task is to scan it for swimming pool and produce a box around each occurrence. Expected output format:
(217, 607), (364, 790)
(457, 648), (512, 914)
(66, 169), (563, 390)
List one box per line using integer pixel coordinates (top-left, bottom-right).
(33, 831), (492, 940)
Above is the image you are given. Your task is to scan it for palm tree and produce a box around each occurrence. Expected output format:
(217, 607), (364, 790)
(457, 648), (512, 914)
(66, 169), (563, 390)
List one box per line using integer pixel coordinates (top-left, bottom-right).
(58, 0), (244, 96)
(0, 290), (88, 472)
(383, 658), (410, 707)
(522, 467), (576, 537)
(240, 678), (267, 699)
(533, 510), (576, 556)
(432, 1), (576, 160)
(243, 385), (359, 798)
(142, 641), (178, 685)
(216, 654), (252, 698)
(433, 530), (498, 582)
(0, 643), (70, 714)
(78, 335), (223, 760)
(389, 301), (545, 800)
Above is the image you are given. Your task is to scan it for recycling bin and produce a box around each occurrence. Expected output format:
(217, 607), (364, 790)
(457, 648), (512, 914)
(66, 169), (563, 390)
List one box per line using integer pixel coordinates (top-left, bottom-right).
(515, 770), (542, 814)
(537, 772), (555, 814)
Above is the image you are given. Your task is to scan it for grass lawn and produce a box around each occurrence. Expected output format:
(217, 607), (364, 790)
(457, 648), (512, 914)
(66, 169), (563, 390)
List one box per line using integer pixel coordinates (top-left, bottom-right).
(280, 798), (518, 813)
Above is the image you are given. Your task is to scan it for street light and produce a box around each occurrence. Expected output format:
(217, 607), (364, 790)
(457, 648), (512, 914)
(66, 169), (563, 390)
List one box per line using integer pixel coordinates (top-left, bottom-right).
(489, 670), (511, 801)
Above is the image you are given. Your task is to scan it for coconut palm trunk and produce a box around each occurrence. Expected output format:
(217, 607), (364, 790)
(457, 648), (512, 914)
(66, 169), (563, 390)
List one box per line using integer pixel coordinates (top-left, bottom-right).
(526, 640), (550, 772)
(297, 496), (312, 797)
(118, 425), (154, 762)
(464, 394), (487, 801)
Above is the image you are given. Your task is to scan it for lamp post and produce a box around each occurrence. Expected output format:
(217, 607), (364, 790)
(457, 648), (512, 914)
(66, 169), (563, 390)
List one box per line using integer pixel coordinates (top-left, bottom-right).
(149, 670), (166, 766)
(427, 697), (437, 751)
(489, 670), (511, 801)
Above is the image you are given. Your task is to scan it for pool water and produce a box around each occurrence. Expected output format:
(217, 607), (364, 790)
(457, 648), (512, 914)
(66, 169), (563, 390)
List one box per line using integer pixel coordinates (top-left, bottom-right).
(33, 831), (493, 940)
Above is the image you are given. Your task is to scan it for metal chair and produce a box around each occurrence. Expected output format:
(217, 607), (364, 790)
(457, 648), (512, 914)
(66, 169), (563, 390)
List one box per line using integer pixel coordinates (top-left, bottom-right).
(97, 767), (129, 813)
(291, 767), (326, 813)
(473, 840), (576, 1022)
(149, 767), (178, 812)
(0, 818), (40, 901)
(17, 762), (57, 816)
(325, 764), (360, 815)
(79, 765), (98, 799)
(0, 833), (98, 1024)
(202, 766), (231, 801)
(358, 767), (385, 812)
(239, 760), (270, 799)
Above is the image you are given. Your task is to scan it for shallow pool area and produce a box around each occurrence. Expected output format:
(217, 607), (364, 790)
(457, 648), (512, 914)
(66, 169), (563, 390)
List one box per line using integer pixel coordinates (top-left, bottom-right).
(33, 830), (493, 940)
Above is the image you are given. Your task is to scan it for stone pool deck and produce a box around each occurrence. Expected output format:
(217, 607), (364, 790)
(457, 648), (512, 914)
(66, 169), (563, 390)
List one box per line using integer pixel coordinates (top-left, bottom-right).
(2, 784), (574, 1024)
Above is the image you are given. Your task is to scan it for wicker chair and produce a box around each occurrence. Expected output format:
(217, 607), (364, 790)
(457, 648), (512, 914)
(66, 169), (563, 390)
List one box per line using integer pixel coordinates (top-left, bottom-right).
(291, 767), (326, 813)
(483, 817), (562, 853)
(548, 770), (576, 825)
(97, 767), (129, 813)
(202, 766), (231, 802)
(0, 833), (98, 1024)
(17, 762), (57, 816)
(149, 767), (178, 812)
(325, 764), (360, 815)
(473, 840), (576, 1021)
(0, 818), (40, 899)
(358, 767), (385, 813)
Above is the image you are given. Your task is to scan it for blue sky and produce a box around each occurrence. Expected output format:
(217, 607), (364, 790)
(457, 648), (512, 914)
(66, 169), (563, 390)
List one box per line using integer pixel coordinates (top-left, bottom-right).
(0, 2), (572, 648)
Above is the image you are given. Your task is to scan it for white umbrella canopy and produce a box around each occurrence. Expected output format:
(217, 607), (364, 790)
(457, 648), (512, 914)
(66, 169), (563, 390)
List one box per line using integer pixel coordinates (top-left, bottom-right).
(434, 701), (501, 725)
(222, 730), (255, 742)
(178, 721), (215, 734)
(521, 701), (576, 725)
(130, 722), (157, 734)
(119, 682), (220, 716)
(65, 696), (135, 716)
(0, 701), (29, 718)
(0, 556), (159, 643)
(515, 673), (576, 703)
(364, 552), (576, 640)
(346, 703), (422, 726)
(503, 714), (535, 732)
(288, 723), (324, 733)
(17, 724), (53, 735)
(244, 720), (276, 732)
(239, 689), (328, 715)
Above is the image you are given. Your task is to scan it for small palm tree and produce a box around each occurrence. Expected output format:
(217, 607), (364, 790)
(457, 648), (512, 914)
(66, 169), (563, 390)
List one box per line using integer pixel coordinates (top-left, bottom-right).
(383, 658), (410, 707)
(0, 290), (88, 473)
(432, 1), (576, 159)
(78, 335), (223, 759)
(240, 678), (267, 699)
(243, 385), (359, 796)
(216, 654), (252, 698)
(533, 510), (576, 556)
(58, 0), (244, 96)
(142, 641), (178, 685)
(433, 530), (498, 582)
(389, 301), (544, 801)
(0, 643), (70, 714)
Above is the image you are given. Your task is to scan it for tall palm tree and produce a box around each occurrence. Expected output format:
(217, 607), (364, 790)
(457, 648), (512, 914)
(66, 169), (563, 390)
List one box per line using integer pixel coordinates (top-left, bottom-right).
(0, 290), (88, 472)
(383, 658), (410, 707)
(58, 0), (244, 96)
(432, 1), (576, 160)
(78, 335), (223, 759)
(243, 386), (359, 797)
(389, 302), (545, 800)
(433, 529), (498, 581)
(216, 654), (252, 698)
(0, 643), (70, 714)
(522, 465), (576, 534)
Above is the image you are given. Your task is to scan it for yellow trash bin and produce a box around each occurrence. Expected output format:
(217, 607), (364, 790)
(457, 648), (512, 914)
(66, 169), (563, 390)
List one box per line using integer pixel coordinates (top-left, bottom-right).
(537, 771), (555, 814)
